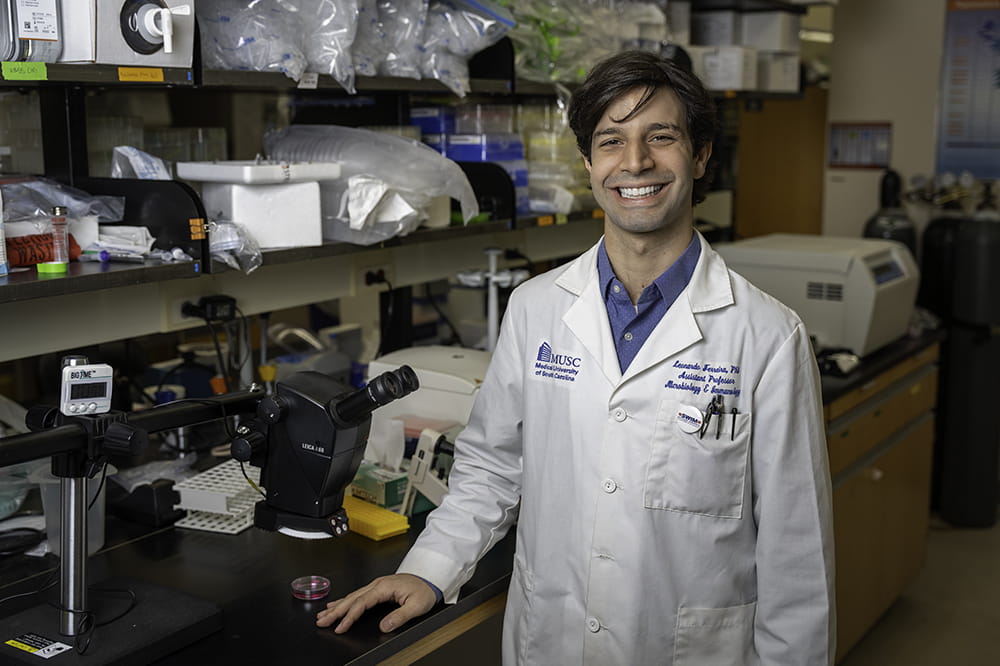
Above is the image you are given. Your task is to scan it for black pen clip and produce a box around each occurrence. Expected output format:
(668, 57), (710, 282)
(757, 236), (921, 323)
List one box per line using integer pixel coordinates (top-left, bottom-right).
(700, 395), (722, 439)
(699, 396), (716, 439)
(715, 396), (726, 439)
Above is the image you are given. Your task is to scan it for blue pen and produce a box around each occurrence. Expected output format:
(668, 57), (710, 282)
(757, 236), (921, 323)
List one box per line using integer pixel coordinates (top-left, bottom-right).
(79, 250), (144, 263)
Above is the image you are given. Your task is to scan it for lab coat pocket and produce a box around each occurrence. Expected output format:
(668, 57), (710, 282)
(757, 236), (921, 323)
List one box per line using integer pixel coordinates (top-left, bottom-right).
(673, 601), (757, 666)
(644, 399), (751, 518)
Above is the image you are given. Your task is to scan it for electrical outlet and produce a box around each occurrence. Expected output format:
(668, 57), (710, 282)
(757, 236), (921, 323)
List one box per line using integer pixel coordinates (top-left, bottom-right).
(357, 263), (393, 292)
(167, 297), (205, 329)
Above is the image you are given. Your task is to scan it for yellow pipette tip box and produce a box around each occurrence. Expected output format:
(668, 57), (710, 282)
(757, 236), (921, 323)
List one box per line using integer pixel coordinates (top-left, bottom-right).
(342, 495), (409, 541)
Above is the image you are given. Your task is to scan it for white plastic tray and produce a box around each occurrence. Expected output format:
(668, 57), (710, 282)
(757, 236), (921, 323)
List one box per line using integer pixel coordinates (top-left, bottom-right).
(176, 160), (342, 184)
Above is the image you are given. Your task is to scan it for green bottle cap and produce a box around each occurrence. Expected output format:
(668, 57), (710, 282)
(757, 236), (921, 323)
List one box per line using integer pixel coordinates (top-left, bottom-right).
(37, 261), (68, 274)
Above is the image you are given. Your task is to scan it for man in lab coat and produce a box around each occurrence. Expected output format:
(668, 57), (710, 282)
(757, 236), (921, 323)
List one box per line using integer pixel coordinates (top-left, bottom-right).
(318, 50), (836, 664)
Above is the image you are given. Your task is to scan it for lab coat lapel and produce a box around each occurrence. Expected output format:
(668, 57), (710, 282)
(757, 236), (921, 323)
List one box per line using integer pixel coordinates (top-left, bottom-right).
(557, 244), (622, 386)
(622, 233), (735, 382)
(621, 295), (701, 382)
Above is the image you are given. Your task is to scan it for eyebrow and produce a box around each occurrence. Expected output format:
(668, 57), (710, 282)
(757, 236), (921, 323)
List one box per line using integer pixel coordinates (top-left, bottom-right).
(594, 122), (685, 139)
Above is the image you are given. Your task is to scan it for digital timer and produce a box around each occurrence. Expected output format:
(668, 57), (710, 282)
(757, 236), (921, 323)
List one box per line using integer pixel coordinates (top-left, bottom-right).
(60, 361), (114, 416)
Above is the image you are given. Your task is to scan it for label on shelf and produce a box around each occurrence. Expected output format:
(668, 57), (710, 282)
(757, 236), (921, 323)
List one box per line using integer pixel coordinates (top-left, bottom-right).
(1, 61), (47, 80)
(118, 67), (164, 83)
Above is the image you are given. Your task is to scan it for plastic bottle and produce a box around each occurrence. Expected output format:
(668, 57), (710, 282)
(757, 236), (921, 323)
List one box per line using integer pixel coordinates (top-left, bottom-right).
(38, 205), (68, 274)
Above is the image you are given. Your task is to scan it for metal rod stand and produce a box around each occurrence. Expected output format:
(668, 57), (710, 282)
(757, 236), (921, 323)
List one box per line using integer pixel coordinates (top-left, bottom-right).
(59, 476), (88, 636)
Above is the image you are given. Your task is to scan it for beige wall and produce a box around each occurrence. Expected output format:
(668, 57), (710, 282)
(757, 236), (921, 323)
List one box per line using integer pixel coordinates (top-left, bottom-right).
(822, 0), (948, 240)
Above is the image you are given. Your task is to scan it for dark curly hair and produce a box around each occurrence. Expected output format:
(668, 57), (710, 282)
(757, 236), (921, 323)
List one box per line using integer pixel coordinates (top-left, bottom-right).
(567, 50), (719, 205)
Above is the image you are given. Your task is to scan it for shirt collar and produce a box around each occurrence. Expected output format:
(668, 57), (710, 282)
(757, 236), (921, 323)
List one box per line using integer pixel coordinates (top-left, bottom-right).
(597, 233), (702, 304)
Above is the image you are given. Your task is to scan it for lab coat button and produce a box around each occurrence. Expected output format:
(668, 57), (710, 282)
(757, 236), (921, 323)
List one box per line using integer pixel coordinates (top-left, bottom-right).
(587, 617), (601, 633)
(613, 407), (627, 422)
(602, 478), (617, 493)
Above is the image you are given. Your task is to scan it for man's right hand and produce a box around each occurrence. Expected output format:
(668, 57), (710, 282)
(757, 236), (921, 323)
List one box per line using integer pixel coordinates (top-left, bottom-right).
(316, 574), (438, 634)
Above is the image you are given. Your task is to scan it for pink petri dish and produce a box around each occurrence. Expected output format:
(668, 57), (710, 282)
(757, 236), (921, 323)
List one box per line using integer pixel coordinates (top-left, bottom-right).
(291, 575), (331, 600)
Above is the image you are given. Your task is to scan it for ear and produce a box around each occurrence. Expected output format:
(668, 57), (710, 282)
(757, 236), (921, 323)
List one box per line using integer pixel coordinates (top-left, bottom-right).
(583, 155), (592, 173)
(693, 142), (712, 179)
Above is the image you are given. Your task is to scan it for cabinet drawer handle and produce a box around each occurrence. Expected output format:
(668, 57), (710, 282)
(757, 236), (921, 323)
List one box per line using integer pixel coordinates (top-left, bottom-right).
(868, 468), (884, 482)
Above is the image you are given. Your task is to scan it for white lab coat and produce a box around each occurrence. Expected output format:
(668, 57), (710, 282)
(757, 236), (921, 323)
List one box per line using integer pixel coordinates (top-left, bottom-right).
(398, 232), (835, 665)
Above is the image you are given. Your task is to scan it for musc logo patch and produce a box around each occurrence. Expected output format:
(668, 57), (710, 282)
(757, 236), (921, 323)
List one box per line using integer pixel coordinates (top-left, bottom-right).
(533, 341), (582, 382)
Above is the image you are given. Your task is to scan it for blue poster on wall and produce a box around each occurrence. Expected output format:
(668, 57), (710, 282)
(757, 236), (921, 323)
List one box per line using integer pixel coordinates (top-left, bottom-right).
(935, 2), (1000, 178)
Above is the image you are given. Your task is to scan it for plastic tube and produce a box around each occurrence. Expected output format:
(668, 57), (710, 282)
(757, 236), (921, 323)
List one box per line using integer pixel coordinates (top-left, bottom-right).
(38, 206), (69, 274)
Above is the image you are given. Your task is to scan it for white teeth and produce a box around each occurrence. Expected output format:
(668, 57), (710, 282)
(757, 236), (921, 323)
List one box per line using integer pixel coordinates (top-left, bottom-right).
(618, 185), (662, 199)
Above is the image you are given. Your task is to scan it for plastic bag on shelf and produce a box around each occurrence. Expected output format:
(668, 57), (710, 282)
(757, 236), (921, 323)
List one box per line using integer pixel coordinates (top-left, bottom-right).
(110, 146), (172, 181)
(421, 0), (514, 96)
(425, 0), (513, 57)
(352, 0), (387, 77)
(503, 0), (613, 83)
(0, 176), (124, 223)
(378, 0), (428, 79)
(265, 125), (479, 245)
(209, 220), (263, 274)
(277, 0), (359, 93)
(197, 0), (308, 81)
(89, 226), (157, 254)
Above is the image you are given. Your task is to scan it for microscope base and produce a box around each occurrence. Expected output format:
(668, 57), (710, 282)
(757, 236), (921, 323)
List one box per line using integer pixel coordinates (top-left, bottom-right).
(0, 576), (221, 664)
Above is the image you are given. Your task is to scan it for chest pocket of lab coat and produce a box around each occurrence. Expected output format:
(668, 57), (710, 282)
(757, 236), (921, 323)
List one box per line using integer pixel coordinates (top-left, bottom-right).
(644, 397), (752, 519)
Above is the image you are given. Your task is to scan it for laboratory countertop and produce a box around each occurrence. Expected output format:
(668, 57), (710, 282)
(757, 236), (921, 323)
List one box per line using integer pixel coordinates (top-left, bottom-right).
(0, 508), (516, 665)
(819, 329), (944, 406)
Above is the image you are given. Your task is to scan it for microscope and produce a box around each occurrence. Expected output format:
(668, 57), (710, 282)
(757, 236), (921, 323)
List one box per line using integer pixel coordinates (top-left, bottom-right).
(231, 365), (419, 537)
(0, 357), (418, 657)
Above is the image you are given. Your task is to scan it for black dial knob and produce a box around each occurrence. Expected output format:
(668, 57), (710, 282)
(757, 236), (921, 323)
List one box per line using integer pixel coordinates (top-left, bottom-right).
(25, 405), (59, 432)
(231, 430), (266, 462)
(257, 396), (288, 424)
(103, 422), (148, 456)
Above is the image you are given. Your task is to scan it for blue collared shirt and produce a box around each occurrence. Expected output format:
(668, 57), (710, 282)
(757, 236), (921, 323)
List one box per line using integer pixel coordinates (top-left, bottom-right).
(597, 234), (702, 373)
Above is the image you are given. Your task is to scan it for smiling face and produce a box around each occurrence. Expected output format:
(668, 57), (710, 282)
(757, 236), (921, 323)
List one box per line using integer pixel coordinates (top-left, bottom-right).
(584, 85), (711, 242)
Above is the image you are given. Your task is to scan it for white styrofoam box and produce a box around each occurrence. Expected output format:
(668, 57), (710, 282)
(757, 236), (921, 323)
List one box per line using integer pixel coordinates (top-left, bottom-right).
(758, 52), (801, 92)
(201, 181), (323, 249)
(177, 160), (341, 184)
(701, 46), (758, 91)
(741, 11), (801, 52)
(666, 1), (691, 45)
(691, 10), (741, 46)
(58, 0), (196, 67)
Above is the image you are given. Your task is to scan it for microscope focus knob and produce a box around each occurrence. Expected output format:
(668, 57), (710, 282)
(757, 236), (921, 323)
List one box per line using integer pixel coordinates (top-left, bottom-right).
(25, 405), (60, 431)
(103, 422), (149, 456)
(232, 430), (266, 462)
(257, 396), (288, 424)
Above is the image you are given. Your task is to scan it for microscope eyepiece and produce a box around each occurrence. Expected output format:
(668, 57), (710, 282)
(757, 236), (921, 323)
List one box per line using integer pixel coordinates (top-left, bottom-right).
(332, 365), (419, 424)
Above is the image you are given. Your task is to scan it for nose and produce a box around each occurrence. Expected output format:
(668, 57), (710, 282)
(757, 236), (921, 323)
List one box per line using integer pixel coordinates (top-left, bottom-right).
(621, 141), (653, 174)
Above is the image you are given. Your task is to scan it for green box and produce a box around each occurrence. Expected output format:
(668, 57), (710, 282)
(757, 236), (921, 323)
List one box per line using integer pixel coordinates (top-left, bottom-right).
(349, 463), (409, 509)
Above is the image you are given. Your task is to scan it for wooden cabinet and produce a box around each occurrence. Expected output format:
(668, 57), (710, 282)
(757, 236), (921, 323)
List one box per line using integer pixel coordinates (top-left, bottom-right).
(827, 344), (938, 662)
